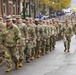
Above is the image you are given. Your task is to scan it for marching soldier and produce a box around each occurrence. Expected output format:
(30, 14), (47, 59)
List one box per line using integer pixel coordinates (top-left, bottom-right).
(62, 20), (72, 52)
(29, 17), (36, 60)
(1, 16), (21, 72)
(0, 17), (6, 66)
(16, 15), (26, 67)
(24, 17), (36, 62)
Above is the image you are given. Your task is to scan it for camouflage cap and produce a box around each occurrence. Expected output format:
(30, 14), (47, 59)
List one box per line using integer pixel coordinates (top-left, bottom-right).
(34, 18), (39, 21)
(29, 17), (33, 21)
(6, 16), (12, 21)
(25, 17), (29, 20)
(16, 15), (21, 19)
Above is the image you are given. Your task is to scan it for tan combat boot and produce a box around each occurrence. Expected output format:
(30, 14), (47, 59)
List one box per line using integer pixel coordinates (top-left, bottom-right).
(6, 67), (11, 72)
(15, 62), (19, 70)
(19, 60), (23, 67)
(64, 48), (67, 52)
(37, 52), (40, 58)
(30, 55), (35, 60)
(42, 51), (45, 56)
(26, 57), (30, 63)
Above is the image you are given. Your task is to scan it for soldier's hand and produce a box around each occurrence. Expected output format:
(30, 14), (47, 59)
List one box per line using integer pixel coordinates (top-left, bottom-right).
(38, 38), (40, 41)
(26, 40), (29, 43)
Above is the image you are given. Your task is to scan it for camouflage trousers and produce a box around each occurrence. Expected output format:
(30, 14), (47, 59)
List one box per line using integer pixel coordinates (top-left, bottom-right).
(50, 35), (54, 50)
(0, 52), (2, 63)
(36, 39), (42, 54)
(24, 41), (32, 57)
(45, 37), (50, 52)
(18, 40), (25, 60)
(52, 35), (56, 50)
(18, 46), (24, 61)
(41, 39), (46, 54)
(31, 41), (36, 56)
(4, 47), (19, 68)
(64, 36), (71, 50)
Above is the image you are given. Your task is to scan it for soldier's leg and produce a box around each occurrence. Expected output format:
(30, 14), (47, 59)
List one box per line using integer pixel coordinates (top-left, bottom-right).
(31, 47), (35, 60)
(50, 36), (53, 51)
(11, 47), (19, 70)
(18, 46), (24, 67)
(45, 38), (48, 53)
(64, 41), (67, 52)
(4, 47), (12, 72)
(67, 37), (71, 52)
(52, 35), (55, 50)
(41, 40), (45, 55)
(31, 41), (36, 60)
(0, 52), (2, 67)
(36, 40), (41, 58)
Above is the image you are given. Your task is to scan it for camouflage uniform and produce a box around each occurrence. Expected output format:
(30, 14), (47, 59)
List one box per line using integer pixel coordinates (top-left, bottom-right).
(62, 22), (72, 52)
(45, 22), (51, 53)
(24, 22), (36, 62)
(49, 24), (53, 51)
(36, 23), (44, 58)
(73, 23), (76, 35)
(29, 23), (36, 60)
(41, 24), (46, 55)
(58, 23), (63, 40)
(16, 15), (25, 64)
(0, 22), (6, 66)
(2, 18), (21, 71)
(51, 23), (56, 50)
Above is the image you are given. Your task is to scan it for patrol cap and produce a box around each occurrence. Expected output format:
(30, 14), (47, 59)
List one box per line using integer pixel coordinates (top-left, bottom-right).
(34, 18), (39, 21)
(25, 17), (29, 20)
(12, 15), (16, 20)
(16, 15), (21, 19)
(29, 17), (33, 21)
(6, 16), (12, 22)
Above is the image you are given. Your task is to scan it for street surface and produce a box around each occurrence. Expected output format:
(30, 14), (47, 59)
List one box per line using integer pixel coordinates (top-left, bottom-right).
(0, 34), (76, 75)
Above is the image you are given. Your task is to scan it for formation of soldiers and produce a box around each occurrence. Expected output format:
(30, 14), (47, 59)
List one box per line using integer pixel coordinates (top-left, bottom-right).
(0, 14), (76, 72)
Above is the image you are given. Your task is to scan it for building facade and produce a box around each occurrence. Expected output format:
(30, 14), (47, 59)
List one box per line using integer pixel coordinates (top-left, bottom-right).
(0, 0), (22, 16)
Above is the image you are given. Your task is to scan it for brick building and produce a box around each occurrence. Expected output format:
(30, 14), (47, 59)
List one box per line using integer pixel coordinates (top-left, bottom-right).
(0, 0), (21, 16)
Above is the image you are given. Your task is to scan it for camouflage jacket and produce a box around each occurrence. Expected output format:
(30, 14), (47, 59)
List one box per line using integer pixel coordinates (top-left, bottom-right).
(2, 24), (21, 47)
(0, 22), (6, 46)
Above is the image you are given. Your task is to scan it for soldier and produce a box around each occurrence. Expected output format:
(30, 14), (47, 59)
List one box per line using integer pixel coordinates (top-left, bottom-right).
(24, 17), (34, 63)
(29, 17), (36, 60)
(0, 17), (6, 66)
(35, 19), (44, 58)
(1, 16), (21, 72)
(62, 20), (72, 52)
(16, 15), (25, 67)
(51, 18), (56, 50)
(45, 20), (51, 53)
